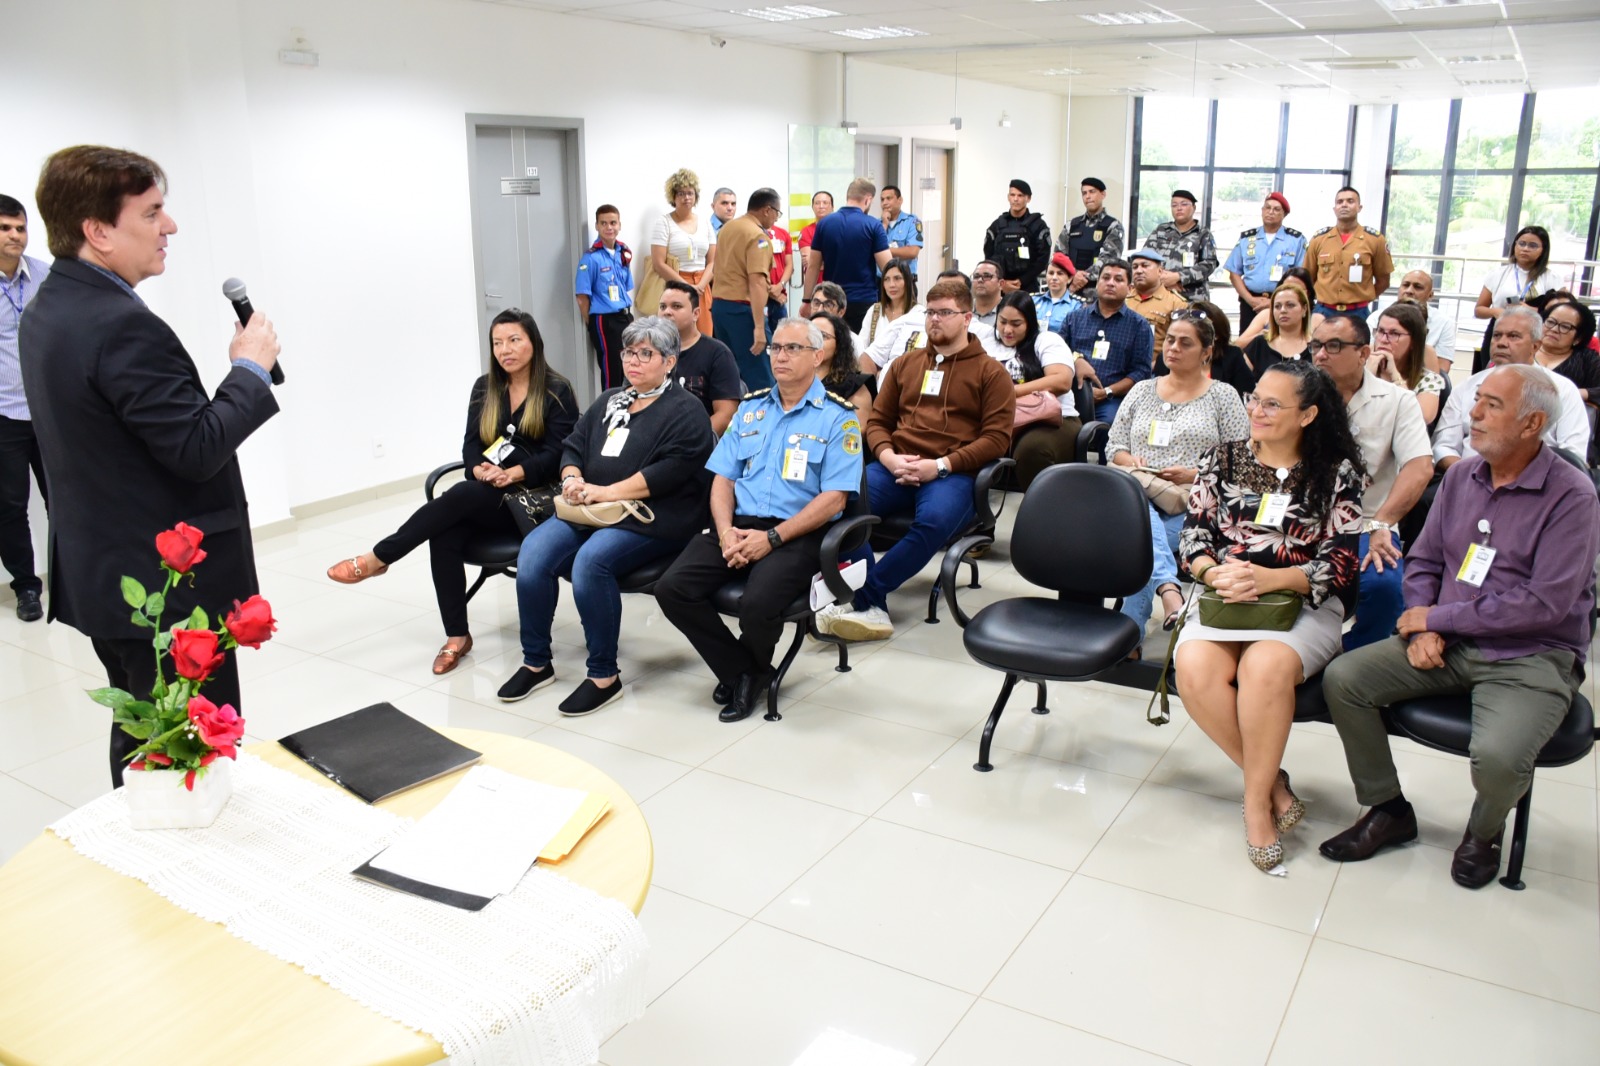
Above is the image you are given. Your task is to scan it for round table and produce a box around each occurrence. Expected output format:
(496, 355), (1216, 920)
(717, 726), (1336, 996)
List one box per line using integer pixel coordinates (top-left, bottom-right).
(0, 727), (652, 1066)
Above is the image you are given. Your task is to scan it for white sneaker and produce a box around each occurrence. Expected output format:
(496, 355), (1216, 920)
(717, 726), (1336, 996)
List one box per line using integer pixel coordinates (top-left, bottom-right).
(813, 602), (849, 636)
(830, 605), (894, 642)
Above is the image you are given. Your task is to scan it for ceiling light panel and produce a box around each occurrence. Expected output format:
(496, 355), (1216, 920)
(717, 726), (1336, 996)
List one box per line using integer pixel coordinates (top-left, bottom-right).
(1080, 11), (1184, 26)
(831, 25), (928, 38)
(730, 5), (840, 22)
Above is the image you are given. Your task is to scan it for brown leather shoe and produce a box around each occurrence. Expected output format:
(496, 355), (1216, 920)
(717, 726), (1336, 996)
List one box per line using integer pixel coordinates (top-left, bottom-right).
(431, 636), (472, 676)
(1319, 806), (1419, 862)
(327, 555), (388, 584)
(1451, 829), (1503, 889)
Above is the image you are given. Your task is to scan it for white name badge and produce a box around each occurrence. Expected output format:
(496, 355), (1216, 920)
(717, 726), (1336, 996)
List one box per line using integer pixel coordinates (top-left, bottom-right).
(1148, 420), (1174, 447)
(1017, 243), (1030, 259)
(1269, 264), (1284, 282)
(608, 284), (620, 302)
(1181, 250), (1195, 267)
(922, 369), (945, 395)
(782, 448), (809, 481)
(1091, 339), (1111, 361)
(601, 427), (630, 457)
(482, 435), (513, 464)
(1348, 256), (1363, 284)
(1457, 543), (1496, 587)
(1255, 492), (1291, 528)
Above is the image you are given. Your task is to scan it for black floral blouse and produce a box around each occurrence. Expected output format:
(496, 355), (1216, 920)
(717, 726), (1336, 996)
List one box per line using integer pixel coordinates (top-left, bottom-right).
(1179, 440), (1365, 614)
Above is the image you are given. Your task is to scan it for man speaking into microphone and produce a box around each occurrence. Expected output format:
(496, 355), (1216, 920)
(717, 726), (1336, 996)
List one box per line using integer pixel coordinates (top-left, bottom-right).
(20, 145), (280, 787)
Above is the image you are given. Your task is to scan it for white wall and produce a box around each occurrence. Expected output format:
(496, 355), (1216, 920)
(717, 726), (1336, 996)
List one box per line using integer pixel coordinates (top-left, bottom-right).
(1064, 95), (1134, 240)
(846, 60), (1066, 268)
(12, 0), (833, 533)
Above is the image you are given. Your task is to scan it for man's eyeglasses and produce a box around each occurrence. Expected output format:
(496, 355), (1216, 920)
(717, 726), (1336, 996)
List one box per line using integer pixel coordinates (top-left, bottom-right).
(767, 343), (817, 357)
(620, 347), (661, 364)
(971, 272), (999, 282)
(1544, 320), (1578, 336)
(1244, 394), (1301, 415)
(813, 297), (840, 311)
(1307, 339), (1358, 355)
(925, 308), (969, 320)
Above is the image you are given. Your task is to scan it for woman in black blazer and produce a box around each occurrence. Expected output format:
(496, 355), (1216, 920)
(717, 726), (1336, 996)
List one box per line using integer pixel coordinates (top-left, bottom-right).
(328, 309), (577, 674)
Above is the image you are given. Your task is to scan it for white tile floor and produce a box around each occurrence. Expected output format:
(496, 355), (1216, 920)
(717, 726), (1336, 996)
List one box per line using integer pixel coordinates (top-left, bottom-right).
(2, 485), (1598, 1066)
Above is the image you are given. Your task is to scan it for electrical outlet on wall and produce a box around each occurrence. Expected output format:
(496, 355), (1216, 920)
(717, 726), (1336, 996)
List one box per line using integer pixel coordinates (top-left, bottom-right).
(371, 437), (385, 459)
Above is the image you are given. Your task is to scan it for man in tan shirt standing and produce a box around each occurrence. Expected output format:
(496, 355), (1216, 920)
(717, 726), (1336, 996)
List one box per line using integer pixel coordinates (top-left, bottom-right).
(1305, 186), (1392, 319)
(711, 188), (781, 390)
(818, 278), (1015, 641)
(1125, 248), (1187, 368)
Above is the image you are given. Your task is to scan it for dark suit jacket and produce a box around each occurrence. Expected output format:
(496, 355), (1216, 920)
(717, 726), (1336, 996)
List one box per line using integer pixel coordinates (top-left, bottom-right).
(18, 257), (279, 639)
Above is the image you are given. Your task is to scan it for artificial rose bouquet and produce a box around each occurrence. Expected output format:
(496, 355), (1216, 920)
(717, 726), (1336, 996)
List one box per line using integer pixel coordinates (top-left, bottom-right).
(89, 523), (276, 790)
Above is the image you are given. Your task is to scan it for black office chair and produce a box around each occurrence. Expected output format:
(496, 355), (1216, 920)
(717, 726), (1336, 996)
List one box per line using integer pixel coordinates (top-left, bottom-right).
(1074, 420), (1112, 467)
(868, 457), (1013, 625)
(957, 463), (1152, 771)
(423, 461), (523, 603)
(614, 482), (878, 722)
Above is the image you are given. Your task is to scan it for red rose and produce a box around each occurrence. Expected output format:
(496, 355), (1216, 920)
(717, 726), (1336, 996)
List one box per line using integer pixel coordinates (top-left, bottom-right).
(187, 694), (245, 759)
(224, 595), (277, 649)
(155, 523), (207, 574)
(170, 628), (225, 682)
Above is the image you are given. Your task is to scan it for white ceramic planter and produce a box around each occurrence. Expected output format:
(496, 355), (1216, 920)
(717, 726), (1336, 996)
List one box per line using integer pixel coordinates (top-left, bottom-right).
(123, 757), (234, 829)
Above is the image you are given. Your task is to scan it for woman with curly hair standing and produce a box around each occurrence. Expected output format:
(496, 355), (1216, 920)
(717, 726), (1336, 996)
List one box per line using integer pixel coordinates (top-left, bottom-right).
(647, 168), (715, 336)
(1173, 359), (1366, 874)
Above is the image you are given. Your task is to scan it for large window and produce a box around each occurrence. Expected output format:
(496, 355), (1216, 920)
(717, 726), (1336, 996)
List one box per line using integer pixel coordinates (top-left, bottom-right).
(1384, 91), (1600, 298)
(1131, 96), (1355, 284)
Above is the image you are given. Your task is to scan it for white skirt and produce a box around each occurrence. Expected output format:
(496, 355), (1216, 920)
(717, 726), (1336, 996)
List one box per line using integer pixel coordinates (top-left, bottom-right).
(1174, 594), (1346, 680)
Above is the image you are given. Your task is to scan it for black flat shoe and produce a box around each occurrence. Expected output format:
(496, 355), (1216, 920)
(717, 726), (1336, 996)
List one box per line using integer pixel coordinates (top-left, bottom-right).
(497, 664), (555, 702)
(719, 671), (771, 723)
(560, 677), (624, 717)
(712, 679), (736, 706)
(15, 589), (42, 622)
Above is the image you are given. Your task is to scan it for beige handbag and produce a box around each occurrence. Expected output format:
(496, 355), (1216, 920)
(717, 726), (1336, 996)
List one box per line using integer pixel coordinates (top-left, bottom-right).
(1122, 467), (1190, 517)
(554, 497), (655, 528)
(633, 251), (678, 318)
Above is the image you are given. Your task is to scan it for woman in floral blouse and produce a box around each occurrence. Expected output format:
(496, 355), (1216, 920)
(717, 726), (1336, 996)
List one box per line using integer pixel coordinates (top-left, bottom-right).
(1173, 359), (1366, 875)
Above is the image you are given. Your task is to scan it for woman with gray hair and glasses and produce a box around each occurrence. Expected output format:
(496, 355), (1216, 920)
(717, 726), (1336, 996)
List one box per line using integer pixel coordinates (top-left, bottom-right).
(498, 315), (715, 715)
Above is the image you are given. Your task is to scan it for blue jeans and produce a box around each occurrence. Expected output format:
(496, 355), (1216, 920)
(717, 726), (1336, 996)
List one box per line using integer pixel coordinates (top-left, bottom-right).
(1120, 505), (1184, 640)
(857, 463), (975, 612)
(1093, 394), (1123, 425)
(515, 519), (683, 679)
(1344, 531), (1405, 652)
(712, 297), (773, 390)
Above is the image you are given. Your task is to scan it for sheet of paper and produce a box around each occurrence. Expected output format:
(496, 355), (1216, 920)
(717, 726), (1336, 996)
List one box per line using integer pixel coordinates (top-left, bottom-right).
(367, 766), (588, 899)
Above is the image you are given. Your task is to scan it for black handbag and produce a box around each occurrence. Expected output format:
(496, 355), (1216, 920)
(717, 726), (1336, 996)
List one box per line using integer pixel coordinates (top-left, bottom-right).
(502, 485), (557, 535)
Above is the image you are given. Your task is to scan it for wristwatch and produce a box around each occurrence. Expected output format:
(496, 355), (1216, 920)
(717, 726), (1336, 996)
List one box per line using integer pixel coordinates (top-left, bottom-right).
(767, 528), (784, 550)
(936, 458), (951, 479)
(1364, 520), (1393, 534)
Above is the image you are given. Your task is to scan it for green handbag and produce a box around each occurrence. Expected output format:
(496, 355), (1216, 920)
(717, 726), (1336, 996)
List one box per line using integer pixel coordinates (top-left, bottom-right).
(1197, 588), (1304, 631)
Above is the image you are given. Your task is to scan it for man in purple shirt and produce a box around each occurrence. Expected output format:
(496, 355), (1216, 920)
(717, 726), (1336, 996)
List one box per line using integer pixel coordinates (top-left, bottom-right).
(1318, 365), (1599, 887)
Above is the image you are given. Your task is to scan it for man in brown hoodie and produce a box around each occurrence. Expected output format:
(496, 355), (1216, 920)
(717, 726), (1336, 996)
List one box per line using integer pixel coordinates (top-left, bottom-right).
(819, 277), (1015, 641)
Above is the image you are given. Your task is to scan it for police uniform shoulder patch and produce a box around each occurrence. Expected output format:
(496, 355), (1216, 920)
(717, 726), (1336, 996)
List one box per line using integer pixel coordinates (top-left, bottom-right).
(742, 387), (772, 400)
(1313, 226), (1332, 237)
(1364, 226), (1383, 237)
(1240, 227), (1259, 238)
(1284, 226), (1303, 238)
(825, 389), (855, 409)
(839, 417), (862, 455)
(914, 219), (924, 239)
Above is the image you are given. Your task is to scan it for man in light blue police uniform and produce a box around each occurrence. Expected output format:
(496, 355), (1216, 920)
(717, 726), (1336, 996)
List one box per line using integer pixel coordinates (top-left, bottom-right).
(1224, 191), (1306, 332)
(880, 183), (924, 280)
(656, 317), (862, 722)
(573, 203), (633, 392)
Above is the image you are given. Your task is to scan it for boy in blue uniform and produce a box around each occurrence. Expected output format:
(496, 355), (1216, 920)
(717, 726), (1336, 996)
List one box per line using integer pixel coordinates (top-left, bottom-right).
(574, 203), (633, 391)
(656, 318), (862, 722)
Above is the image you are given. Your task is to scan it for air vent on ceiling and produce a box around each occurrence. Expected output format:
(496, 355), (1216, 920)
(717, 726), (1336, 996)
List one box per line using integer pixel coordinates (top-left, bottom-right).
(1444, 54), (1520, 65)
(1031, 67), (1086, 76)
(1380, 0), (1497, 9)
(1307, 56), (1424, 71)
(1459, 78), (1529, 87)
(1216, 61), (1285, 71)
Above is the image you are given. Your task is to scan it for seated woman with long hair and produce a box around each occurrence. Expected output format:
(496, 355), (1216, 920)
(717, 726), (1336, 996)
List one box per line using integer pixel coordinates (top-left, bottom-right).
(1174, 359), (1365, 874)
(497, 315), (715, 716)
(859, 261), (920, 348)
(326, 309), (576, 675)
(987, 291), (1080, 487)
(809, 310), (873, 420)
(1237, 265), (1322, 347)
(1369, 301), (1448, 431)
(1216, 281), (1312, 396)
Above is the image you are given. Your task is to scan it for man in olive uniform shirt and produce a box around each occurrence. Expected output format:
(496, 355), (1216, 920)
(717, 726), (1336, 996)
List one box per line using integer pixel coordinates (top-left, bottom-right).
(1141, 189), (1217, 302)
(1126, 248), (1187, 368)
(711, 188), (781, 390)
(1056, 177), (1124, 298)
(1304, 186), (1393, 319)
(982, 178), (1052, 294)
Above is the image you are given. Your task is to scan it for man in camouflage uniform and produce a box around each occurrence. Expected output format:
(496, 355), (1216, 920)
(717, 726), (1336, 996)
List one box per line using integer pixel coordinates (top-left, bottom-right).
(1141, 189), (1217, 303)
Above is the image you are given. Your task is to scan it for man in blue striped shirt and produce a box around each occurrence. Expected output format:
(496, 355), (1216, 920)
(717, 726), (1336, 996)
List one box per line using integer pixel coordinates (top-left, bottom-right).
(1058, 258), (1153, 424)
(0, 194), (48, 621)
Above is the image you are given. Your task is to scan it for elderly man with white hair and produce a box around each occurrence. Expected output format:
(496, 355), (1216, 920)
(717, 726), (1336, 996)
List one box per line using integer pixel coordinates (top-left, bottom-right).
(1432, 304), (1590, 472)
(1318, 363), (1600, 888)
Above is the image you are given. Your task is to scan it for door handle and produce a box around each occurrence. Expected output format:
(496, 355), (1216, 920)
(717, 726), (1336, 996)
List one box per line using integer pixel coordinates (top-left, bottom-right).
(485, 293), (504, 299)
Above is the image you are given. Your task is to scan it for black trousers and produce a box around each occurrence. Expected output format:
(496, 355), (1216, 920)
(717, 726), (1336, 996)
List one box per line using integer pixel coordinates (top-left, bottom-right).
(1238, 294), (1268, 335)
(93, 636), (241, 788)
(0, 414), (45, 595)
(655, 517), (825, 684)
(586, 309), (633, 392)
(373, 479), (519, 636)
(843, 301), (870, 333)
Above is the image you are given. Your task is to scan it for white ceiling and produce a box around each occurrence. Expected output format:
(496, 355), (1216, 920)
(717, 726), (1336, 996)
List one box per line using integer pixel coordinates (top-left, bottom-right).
(471, 0), (1600, 103)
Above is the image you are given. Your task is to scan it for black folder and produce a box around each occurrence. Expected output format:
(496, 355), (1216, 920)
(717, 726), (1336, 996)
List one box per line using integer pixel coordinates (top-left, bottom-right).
(350, 857), (494, 911)
(278, 702), (482, 803)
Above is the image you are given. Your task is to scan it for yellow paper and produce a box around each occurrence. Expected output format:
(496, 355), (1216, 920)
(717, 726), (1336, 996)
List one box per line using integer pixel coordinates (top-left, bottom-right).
(539, 793), (612, 862)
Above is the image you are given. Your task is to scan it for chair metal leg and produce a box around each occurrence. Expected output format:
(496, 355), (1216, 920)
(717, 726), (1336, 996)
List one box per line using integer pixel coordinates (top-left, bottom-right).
(926, 583), (941, 624)
(1500, 784), (1533, 890)
(834, 641), (851, 673)
(966, 558), (981, 589)
(1031, 681), (1049, 715)
(766, 622), (808, 722)
(974, 673), (1020, 772)
(463, 567), (494, 604)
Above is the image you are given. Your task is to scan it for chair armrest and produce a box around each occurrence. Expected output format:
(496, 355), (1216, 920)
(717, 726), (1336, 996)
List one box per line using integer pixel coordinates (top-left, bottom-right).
(818, 515), (879, 602)
(1076, 421), (1110, 465)
(972, 457), (1014, 527)
(939, 533), (992, 628)
(425, 461), (467, 501)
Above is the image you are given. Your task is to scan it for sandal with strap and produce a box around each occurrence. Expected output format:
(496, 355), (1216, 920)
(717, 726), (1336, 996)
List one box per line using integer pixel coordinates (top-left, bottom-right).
(327, 555), (388, 584)
(431, 636), (473, 676)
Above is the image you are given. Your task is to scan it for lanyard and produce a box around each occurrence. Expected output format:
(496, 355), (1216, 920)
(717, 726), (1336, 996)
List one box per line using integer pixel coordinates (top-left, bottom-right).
(1, 273), (24, 319)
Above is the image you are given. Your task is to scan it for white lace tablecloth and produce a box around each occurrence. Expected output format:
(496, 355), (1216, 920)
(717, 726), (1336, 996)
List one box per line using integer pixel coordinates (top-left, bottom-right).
(50, 753), (648, 1066)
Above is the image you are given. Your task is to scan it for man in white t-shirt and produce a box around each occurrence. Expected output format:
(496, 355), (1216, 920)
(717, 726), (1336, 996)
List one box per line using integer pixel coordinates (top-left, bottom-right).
(1433, 305), (1590, 470)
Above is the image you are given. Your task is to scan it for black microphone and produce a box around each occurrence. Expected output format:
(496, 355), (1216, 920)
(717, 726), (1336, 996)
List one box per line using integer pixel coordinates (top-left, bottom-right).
(221, 277), (284, 385)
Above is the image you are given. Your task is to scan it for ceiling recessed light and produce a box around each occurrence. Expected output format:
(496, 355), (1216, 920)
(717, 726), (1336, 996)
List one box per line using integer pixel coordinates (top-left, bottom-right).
(1111, 86), (1157, 93)
(1308, 56), (1423, 71)
(731, 5), (840, 22)
(1444, 54), (1520, 65)
(1031, 67), (1085, 76)
(1080, 11), (1182, 26)
(1380, 0), (1496, 9)
(1460, 78), (1528, 86)
(831, 25), (927, 38)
